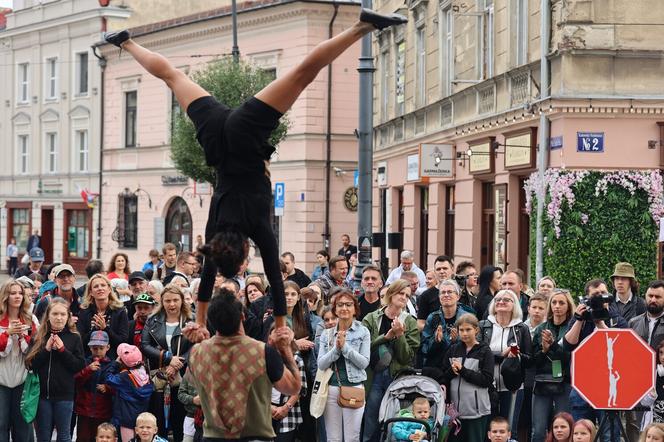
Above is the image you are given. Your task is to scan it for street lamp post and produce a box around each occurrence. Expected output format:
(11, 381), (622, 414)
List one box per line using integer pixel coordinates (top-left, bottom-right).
(356, 0), (375, 282)
(231, 0), (240, 62)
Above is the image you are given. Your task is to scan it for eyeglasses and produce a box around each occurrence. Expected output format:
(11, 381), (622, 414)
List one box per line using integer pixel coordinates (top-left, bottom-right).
(440, 290), (457, 296)
(337, 302), (354, 308)
(494, 297), (514, 303)
(185, 261), (198, 266)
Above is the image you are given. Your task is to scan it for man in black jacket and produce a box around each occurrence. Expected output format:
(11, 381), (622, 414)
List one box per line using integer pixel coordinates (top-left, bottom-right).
(13, 247), (48, 280)
(281, 252), (311, 289)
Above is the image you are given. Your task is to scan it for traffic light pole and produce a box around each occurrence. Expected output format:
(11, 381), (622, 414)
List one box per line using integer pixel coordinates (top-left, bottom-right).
(355, 0), (375, 282)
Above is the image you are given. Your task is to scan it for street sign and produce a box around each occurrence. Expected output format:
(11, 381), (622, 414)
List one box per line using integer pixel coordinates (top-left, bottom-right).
(572, 329), (655, 410)
(550, 136), (563, 150)
(577, 132), (604, 152)
(354, 170), (359, 188)
(274, 182), (285, 217)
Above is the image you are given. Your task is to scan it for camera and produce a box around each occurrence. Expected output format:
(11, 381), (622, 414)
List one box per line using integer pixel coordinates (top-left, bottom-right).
(579, 293), (614, 321)
(453, 274), (468, 288)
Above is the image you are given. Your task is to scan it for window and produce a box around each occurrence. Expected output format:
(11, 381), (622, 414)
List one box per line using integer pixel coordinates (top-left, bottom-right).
(416, 26), (426, 107)
(125, 91), (137, 147)
(76, 130), (88, 172)
(76, 52), (88, 95)
(170, 91), (180, 137)
(515, 0), (528, 66)
(482, 0), (494, 79)
(395, 40), (405, 116)
(380, 50), (390, 120)
(440, 6), (453, 97)
(67, 210), (89, 258)
(18, 63), (29, 103)
(47, 132), (57, 173)
(445, 185), (455, 257)
(165, 197), (192, 252)
(17, 135), (28, 174)
(419, 187), (429, 267)
(262, 68), (277, 81)
(11, 209), (30, 251)
(116, 192), (138, 248)
(46, 58), (57, 99)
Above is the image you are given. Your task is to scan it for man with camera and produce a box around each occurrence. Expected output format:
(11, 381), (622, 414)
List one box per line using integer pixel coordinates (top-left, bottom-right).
(455, 261), (479, 311)
(564, 278), (627, 442)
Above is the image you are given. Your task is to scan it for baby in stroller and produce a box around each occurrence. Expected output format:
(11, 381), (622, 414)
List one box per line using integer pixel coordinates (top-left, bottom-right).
(391, 397), (434, 441)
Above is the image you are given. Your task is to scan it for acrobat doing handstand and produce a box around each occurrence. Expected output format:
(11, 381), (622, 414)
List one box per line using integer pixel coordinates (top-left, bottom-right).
(104, 8), (407, 335)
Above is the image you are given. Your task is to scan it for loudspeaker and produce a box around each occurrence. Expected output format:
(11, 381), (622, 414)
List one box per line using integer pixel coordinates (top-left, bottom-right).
(372, 232), (385, 249)
(387, 232), (402, 250)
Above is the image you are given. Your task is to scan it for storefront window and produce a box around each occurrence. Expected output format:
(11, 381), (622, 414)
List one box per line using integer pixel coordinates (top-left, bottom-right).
(12, 209), (30, 251)
(67, 210), (89, 258)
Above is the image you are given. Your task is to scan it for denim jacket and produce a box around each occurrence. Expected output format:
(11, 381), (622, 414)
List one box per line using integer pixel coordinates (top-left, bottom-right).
(317, 320), (370, 384)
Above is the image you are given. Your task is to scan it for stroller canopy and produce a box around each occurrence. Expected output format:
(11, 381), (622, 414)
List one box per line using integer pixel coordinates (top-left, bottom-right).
(378, 375), (446, 427)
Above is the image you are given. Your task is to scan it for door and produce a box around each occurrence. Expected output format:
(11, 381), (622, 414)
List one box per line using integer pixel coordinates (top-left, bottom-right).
(41, 208), (54, 263)
(165, 197), (193, 252)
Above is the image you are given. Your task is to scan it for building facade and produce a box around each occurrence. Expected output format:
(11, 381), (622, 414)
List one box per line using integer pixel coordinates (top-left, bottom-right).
(98, 1), (362, 274)
(371, 0), (664, 279)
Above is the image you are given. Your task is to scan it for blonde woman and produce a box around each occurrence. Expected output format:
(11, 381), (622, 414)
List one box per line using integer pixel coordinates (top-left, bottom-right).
(77, 274), (129, 359)
(0, 280), (38, 442)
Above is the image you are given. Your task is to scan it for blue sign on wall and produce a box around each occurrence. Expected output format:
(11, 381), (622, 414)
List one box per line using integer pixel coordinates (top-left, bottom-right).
(354, 170), (359, 188)
(577, 132), (604, 152)
(550, 136), (563, 150)
(274, 182), (285, 216)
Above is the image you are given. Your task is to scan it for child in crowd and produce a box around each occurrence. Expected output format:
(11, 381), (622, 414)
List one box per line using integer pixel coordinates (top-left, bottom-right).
(525, 294), (547, 338)
(642, 341), (664, 429)
(96, 422), (119, 442)
(177, 368), (203, 442)
(641, 423), (664, 442)
(571, 419), (596, 442)
(130, 412), (168, 442)
(75, 330), (115, 441)
(391, 397), (434, 442)
(546, 412), (574, 442)
(105, 343), (154, 442)
(487, 417), (518, 442)
(127, 294), (155, 348)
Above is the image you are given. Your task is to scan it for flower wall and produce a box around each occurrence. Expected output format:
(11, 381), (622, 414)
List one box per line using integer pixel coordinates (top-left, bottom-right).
(524, 170), (663, 296)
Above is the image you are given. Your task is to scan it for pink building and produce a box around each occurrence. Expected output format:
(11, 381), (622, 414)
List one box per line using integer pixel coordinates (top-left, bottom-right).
(98, 1), (362, 273)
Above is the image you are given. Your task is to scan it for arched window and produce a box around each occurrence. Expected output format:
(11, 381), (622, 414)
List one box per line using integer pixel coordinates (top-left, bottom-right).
(165, 197), (192, 252)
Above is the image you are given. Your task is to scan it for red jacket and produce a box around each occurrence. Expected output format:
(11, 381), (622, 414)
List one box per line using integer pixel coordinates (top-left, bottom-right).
(74, 356), (114, 419)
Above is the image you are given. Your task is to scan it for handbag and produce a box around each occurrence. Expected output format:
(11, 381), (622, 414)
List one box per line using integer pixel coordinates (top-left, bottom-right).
(20, 370), (40, 423)
(309, 367), (333, 418)
(533, 373), (565, 396)
(500, 356), (523, 391)
(335, 363), (365, 409)
(150, 319), (183, 392)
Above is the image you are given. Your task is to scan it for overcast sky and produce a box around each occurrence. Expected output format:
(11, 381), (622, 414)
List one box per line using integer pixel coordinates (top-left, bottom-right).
(0, 0), (12, 8)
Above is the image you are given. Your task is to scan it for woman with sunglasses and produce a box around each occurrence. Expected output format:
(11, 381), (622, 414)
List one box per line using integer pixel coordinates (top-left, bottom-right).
(317, 289), (370, 442)
(478, 289), (532, 434)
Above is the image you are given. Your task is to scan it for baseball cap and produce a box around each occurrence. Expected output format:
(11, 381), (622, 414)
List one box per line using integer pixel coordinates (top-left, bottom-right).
(29, 247), (45, 262)
(117, 343), (143, 368)
(128, 271), (147, 284)
(15, 276), (36, 289)
(53, 264), (75, 278)
(133, 293), (156, 305)
(88, 330), (109, 347)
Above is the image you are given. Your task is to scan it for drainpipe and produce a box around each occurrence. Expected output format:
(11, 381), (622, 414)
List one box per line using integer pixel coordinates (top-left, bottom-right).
(535, 0), (551, 282)
(92, 45), (106, 260)
(323, 3), (339, 254)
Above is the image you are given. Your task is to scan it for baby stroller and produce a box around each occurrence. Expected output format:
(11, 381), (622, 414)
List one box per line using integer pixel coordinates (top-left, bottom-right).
(378, 371), (446, 442)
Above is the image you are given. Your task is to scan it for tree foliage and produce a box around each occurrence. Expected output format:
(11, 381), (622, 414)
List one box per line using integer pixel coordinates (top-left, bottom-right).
(529, 171), (658, 297)
(170, 57), (289, 184)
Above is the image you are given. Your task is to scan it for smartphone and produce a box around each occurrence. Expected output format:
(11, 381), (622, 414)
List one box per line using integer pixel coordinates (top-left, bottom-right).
(509, 343), (520, 355)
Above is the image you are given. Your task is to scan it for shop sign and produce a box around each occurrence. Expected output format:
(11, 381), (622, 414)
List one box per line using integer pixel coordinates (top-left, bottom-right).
(161, 175), (189, 186)
(469, 138), (494, 175)
(504, 128), (536, 170)
(420, 144), (453, 178)
(577, 132), (604, 152)
(550, 136), (563, 150)
(407, 154), (420, 181)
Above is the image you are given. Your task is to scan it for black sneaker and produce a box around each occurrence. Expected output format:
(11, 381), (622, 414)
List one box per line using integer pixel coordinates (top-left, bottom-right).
(104, 30), (130, 48)
(360, 8), (408, 30)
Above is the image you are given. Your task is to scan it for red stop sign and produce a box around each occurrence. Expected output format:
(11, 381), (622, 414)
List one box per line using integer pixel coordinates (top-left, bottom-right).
(572, 329), (655, 410)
